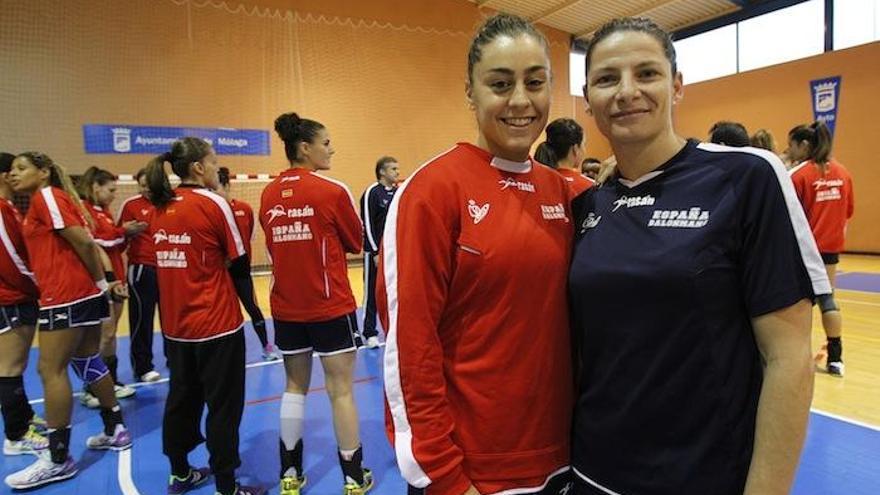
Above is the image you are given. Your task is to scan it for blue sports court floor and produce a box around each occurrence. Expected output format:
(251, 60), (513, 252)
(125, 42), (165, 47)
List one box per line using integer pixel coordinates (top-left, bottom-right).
(2, 303), (879, 494)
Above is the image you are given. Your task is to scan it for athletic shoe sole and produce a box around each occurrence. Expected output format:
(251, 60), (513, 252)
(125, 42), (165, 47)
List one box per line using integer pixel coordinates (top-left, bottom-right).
(6, 467), (79, 490)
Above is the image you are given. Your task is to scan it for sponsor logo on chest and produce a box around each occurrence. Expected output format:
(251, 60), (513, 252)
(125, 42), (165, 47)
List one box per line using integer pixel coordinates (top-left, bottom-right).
(612, 194), (655, 212)
(648, 207), (710, 228)
(152, 229), (191, 245)
(271, 222), (313, 242)
(498, 177), (536, 192)
(813, 178), (844, 202)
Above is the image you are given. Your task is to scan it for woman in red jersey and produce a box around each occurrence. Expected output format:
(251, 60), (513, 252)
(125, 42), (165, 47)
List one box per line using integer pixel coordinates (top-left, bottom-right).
(6, 152), (131, 490)
(377, 14), (574, 495)
(216, 166), (279, 361)
(145, 138), (264, 495)
(117, 167), (161, 382)
(77, 166), (146, 403)
(0, 153), (48, 458)
(536, 118), (595, 199)
(788, 121), (855, 377)
(259, 112), (369, 495)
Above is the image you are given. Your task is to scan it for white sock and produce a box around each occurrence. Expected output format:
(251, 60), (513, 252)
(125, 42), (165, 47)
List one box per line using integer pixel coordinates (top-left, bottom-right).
(280, 392), (305, 451)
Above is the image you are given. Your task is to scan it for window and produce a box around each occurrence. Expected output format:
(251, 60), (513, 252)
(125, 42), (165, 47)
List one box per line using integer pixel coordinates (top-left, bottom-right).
(674, 24), (738, 85)
(738, 0), (825, 71)
(570, 51), (586, 96)
(834, 0), (880, 49)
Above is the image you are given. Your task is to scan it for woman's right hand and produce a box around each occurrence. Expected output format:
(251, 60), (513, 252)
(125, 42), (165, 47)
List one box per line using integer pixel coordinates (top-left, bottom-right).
(123, 220), (148, 236)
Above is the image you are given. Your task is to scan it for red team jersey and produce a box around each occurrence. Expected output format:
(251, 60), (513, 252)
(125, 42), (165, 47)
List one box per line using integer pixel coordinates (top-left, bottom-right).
(0, 199), (38, 305)
(117, 194), (156, 266)
(378, 144), (574, 495)
(84, 201), (126, 281)
(230, 199), (254, 257)
(790, 159), (855, 253)
(259, 168), (362, 322)
(557, 167), (595, 199)
(22, 187), (101, 307)
(151, 186), (246, 341)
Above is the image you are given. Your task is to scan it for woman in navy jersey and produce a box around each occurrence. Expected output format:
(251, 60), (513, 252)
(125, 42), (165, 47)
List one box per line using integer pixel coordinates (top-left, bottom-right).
(76, 167), (146, 404)
(260, 112), (370, 495)
(6, 152), (131, 490)
(0, 152), (48, 458)
(788, 121), (855, 377)
(146, 138), (264, 495)
(378, 14), (573, 495)
(569, 18), (829, 495)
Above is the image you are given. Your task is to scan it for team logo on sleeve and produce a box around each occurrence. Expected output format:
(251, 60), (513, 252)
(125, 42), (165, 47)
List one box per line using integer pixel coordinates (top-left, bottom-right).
(467, 200), (490, 224)
(541, 203), (569, 222)
(648, 208), (710, 228)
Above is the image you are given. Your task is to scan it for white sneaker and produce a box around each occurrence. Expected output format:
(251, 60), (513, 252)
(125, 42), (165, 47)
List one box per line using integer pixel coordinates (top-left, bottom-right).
(140, 370), (161, 382)
(365, 336), (380, 349)
(4, 451), (78, 489)
(86, 424), (132, 451)
(827, 361), (845, 377)
(114, 383), (136, 399)
(79, 391), (100, 409)
(3, 426), (49, 456)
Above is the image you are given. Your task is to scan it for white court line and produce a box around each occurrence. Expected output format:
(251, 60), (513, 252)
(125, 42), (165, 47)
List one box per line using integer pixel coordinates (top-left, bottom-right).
(118, 448), (140, 495)
(811, 408), (880, 432)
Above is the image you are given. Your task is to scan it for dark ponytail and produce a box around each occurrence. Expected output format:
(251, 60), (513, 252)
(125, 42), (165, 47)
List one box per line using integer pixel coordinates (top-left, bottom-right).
(788, 121), (833, 165)
(16, 151), (93, 228)
(76, 166), (117, 204)
(537, 118), (583, 168)
(148, 137), (213, 207)
(274, 112), (325, 163)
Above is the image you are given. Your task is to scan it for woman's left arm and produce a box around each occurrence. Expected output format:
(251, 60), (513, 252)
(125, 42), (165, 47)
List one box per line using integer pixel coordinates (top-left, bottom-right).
(745, 298), (814, 495)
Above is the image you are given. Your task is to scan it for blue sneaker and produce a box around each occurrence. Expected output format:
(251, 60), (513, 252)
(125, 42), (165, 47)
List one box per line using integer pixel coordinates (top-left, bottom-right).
(169, 467), (211, 494)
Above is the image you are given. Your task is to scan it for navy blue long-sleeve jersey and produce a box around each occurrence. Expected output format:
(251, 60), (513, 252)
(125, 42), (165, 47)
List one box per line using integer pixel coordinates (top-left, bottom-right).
(359, 182), (398, 253)
(568, 140), (830, 495)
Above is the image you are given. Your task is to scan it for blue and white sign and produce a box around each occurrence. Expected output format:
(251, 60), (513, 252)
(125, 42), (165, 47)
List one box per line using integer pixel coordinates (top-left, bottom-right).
(83, 124), (271, 155)
(810, 76), (841, 137)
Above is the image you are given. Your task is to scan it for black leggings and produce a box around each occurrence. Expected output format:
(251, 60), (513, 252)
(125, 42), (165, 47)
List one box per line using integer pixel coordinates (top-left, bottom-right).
(128, 264), (159, 377)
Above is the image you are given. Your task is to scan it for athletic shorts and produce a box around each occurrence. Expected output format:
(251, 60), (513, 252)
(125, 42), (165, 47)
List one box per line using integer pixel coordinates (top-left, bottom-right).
(38, 294), (110, 331)
(0, 301), (38, 335)
(821, 252), (839, 265)
(274, 311), (359, 357)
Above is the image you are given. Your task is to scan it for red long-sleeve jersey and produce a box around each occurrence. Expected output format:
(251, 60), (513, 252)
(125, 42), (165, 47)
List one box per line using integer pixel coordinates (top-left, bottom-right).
(557, 167), (595, 199)
(259, 167), (362, 322)
(151, 186), (245, 341)
(0, 199), (38, 305)
(230, 199), (254, 258)
(378, 143), (573, 495)
(790, 159), (854, 253)
(85, 201), (126, 282)
(117, 194), (155, 266)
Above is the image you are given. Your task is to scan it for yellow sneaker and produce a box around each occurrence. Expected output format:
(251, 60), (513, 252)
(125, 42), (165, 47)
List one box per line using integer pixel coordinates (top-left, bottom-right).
(342, 469), (373, 495)
(280, 475), (307, 495)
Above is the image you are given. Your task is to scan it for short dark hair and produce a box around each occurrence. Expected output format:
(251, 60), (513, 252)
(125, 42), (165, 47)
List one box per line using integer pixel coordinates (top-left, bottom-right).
(274, 112), (325, 162)
(709, 121), (750, 147)
(467, 13), (549, 84)
(218, 166), (231, 187)
(0, 152), (15, 174)
(585, 17), (677, 78)
(375, 156), (397, 180)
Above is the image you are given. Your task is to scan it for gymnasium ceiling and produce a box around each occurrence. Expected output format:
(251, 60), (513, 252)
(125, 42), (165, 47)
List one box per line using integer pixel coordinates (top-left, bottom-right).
(468, 0), (746, 39)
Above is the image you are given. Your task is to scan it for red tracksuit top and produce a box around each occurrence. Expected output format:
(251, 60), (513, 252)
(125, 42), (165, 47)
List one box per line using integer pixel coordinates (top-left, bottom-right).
(790, 158), (855, 254)
(117, 194), (156, 266)
(22, 187), (101, 307)
(85, 201), (126, 282)
(557, 167), (595, 199)
(0, 199), (38, 306)
(259, 167), (362, 322)
(230, 199), (254, 258)
(151, 186), (245, 342)
(378, 143), (574, 495)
